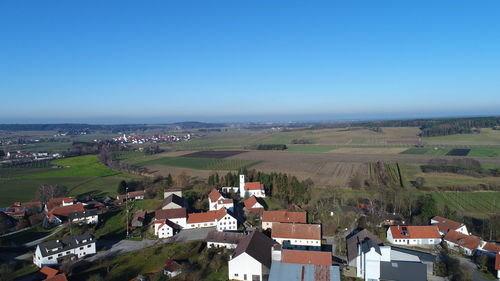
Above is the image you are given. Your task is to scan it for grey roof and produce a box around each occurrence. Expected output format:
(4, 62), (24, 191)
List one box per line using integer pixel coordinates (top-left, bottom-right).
(68, 209), (98, 220)
(206, 230), (245, 244)
(162, 194), (184, 208)
(346, 229), (383, 262)
(233, 231), (276, 268)
(361, 239), (381, 255)
(391, 246), (436, 263)
(37, 232), (94, 258)
(269, 261), (341, 281)
(380, 261), (427, 281)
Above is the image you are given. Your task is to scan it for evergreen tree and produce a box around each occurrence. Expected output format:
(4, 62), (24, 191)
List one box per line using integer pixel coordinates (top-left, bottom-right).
(166, 174), (173, 188)
(117, 180), (127, 195)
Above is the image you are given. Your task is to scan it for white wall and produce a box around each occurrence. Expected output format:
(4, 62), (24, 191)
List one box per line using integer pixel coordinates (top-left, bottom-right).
(34, 242), (96, 268)
(154, 223), (174, 238)
(207, 241), (238, 249)
(229, 252), (265, 281)
(162, 202), (183, 210)
(71, 215), (98, 225)
(272, 237), (320, 247)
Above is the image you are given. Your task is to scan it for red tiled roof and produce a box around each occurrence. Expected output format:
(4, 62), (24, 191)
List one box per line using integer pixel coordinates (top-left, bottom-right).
(50, 203), (85, 218)
(482, 242), (500, 254)
(187, 208), (228, 224)
(262, 210), (307, 224)
(40, 266), (58, 278)
(281, 249), (332, 266)
(244, 195), (263, 210)
(272, 223), (321, 240)
(217, 198), (233, 205)
(389, 225), (441, 239)
(208, 189), (223, 202)
(44, 274), (68, 281)
(431, 216), (464, 234)
(245, 182), (263, 190)
(155, 219), (180, 230)
(495, 254), (500, 270)
(155, 208), (187, 220)
(444, 230), (481, 251)
(117, 190), (145, 200)
(47, 197), (74, 210)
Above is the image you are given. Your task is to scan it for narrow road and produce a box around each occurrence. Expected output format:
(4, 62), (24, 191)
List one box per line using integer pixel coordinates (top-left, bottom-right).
(459, 256), (494, 281)
(24, 225), (65, 247)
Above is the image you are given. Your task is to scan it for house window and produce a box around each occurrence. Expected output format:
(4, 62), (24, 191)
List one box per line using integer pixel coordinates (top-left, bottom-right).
(87, 245), (91, 248)
(235, 273), (238, 277)
(80, 247), (84, 250)
(66, 251), (70, 254)
(244, 274), (247, 280)
(48, 257), (53, 260)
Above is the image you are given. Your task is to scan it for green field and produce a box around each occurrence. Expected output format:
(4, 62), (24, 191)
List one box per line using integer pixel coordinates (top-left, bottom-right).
(468, 148), (500, 157)
(286, 146), (337, 152)
(136, 156), (259, 170)
(23, 155), (120, 178)
(400, 147), (450, 155)
(432, 191), (500, 218)
(424, 128), (500, 144)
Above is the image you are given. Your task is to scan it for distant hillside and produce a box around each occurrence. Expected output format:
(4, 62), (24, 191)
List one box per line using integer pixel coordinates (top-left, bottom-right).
(0, 122), (227, 132)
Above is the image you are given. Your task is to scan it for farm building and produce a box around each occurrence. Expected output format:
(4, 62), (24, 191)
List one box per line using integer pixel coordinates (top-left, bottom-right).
(33, 232), (96, 267)
(163, 189), (182, 199)
(154, 219), (179, 239)
(208, 188), (234, 211)
(346, 229), (384, 267)
(244, 195), (265, 214)
(206, 230), (246, 249)
(478, 241), (500, 256)
(443, 230), (481, 256)
(154, 208), (187, 229)
(430, 216), (468, 235)
(46, 197), (75, 211)
(116, 190), (145, 201)
(271, 223), (321, 250)
(386, 225), (441, 245)
(186, 208), (237, 231)
(68, 209), (98, 225)
(131, 210), (146, 228)
(261, 210), (307, 230)
(161, 194), (184, 210)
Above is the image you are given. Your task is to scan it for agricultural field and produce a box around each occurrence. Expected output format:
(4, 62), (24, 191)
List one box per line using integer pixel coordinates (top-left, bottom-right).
(181, 150), (246, 158)
(424, 128), (500, 145)
(400, 147), (450, 155)
(22, 155), (120, 178)
(432, 191), (500, 218)
(285, 145), (337, 153)
(136, 156), (259, 171)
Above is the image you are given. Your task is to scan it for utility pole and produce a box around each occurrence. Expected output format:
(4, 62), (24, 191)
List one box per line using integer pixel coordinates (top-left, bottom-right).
(125, 186), (129, 238)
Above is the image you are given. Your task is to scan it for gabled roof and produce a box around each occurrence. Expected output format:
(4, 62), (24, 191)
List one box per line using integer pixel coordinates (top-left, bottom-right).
(431, 216), (464, 234)
(495, 254), (500, 270)
(281, 249), (332, 266)
(37, 232), (94, 258)
(208, 189), (223, 202)
(482, 242), (500, 254)
(206, 230), (245, 244)
(262, 210), (307, 224)
(116, 190), (145, 200)
(269, 261), (340, 281)
(44, 274), (68, 281)
(131, 210), (146, 224)
(155, 208), (187, 220)
(50, 203), (85, 218)
(245, 182), (263, 190)
(272, 223), (321, 240)
(389, 225), (441, 239)
(155, 219), (180, 230)
(233, 231), (276, 268)
(162, 194), (184, 208)
(47, 197), (74, 211)
(444, 230), (481, 251)
(244, 195), (263, 210)
(380, 261), (426, 281)
(346, 229), (383, 262)
(187, 208), (229, 224)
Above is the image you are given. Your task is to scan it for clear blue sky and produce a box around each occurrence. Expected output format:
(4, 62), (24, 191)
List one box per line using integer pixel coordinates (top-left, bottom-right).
(1, 0), (499, 123)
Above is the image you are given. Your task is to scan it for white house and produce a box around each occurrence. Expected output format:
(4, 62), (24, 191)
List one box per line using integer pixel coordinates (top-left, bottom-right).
(186, 208), (237, 231)
(154, 219), (179, 239)
(161, 194), (184, 210)
(239, 174), (266, 198)
(244, 195), (265, 214)
(261, 210), (307, 230)
(430, 216), (469, 235)
(206, 230), (245, 249)
(478, 241), (500, 256)
(386, 225), (441, 245)
(33, 232), (96, 268)
(356, 238), (426, 281)
(68, 209), (98, 225)
(346, 229), (384, 267)
(228, 231), (276, 281)
(208, 189), (234, 211)
(443, 230), (481, 256)
(271, 223), (321, 250)
(154, 208), (187, 229)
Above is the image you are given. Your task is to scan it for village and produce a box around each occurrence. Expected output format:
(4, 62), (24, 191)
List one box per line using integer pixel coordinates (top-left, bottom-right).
(1, 174), (499, 281)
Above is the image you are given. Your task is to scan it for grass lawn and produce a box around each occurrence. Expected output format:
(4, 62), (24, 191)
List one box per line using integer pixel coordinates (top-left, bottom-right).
(432, 191), (500, 218)
(136, 156), (259, 171)
(424, 128), (500, 144)
(468, 148), (500, 157)
(400, 147), (450, 155)
(23, 155), (120, 178)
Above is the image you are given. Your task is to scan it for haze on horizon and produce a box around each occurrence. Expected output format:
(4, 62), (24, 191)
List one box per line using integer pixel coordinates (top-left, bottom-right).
(1, 0), (500, 124)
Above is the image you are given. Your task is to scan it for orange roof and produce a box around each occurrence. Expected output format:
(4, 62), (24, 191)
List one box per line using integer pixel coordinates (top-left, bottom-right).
(47, 197), (74, 210)
(431, 216), (464, 234)
(262, 210), (307, 224)
(187, 208), (229, 224)
(208, 189), (223, 202)
(245, 182), (263, 190)
(217, 198), (233, 205)
(281, 249), (331, 266)
(117, 190), (145, 200)
(40, 266), (58, 278)
(50, 203), (85, 217)
(244, 195), (263, 210)
(482, 242), (500, 254)
(389, 225), (441, 239)
(495, 254), (500, 270)
(272, 223), (321, 240)
(44, 274), (68, 281)
(444, 230), (481, 251)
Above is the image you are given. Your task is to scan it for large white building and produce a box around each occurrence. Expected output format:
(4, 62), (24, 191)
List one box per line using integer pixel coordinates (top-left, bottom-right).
(34, 232), (96, 267)
(154, 219), (179, 239)
(186, 208), (237, 231)
(386, 225), (441, 245)
(228, 231), (276, 281)
(356, 238), (426, 281)
(239, 175), (266, 198)
(271, 223), (321, 250)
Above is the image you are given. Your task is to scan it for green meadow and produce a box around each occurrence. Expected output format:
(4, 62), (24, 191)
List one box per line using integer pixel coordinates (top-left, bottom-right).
(136, 156), (259, 170)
